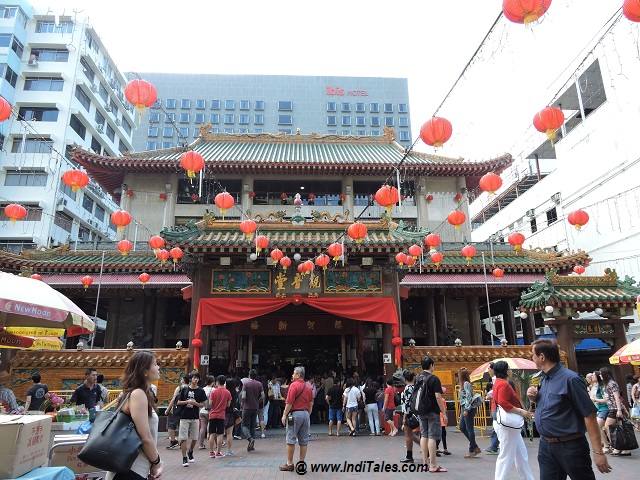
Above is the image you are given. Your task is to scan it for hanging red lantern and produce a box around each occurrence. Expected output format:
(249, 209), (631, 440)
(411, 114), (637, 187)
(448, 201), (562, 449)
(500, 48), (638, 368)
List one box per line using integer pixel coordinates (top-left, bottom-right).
(0, 96), (12, 122)
(117, 239), (133, 256)
(191, 338), (203, 348)
(255, 235), (269, 254)
(508, 232), (526, 252)
(408, 244), (423, 259)
(447, 210), (466, 229)
(479, 172), (503, 195)
(624, 0), (640, 21)
(139, 272), (151, 286)
(110, 210), (132, 233)
(270, 248), (284, 263)
(573, 265), (586, 275)
(492, 268), (505, 278)
(424, 233), (441, 252)
(179, 151), (205, 179)
(460, 245), (477, 265)
(503, 0), (552, 24)
(533, 106), (564, 142)
(81, 275), (93, 290)
(327, 242), (344, 261)
(297, 263), (304, 274)
(420, 117), (453, 148)
(124, 79), (157, 113)
(315, 254), (330, 270)
(156, 249), (170, 264)
(61, 169), (90, 192)
(214, 191), (235, 219)
(395, 252), (408, 267)
(425, 194), (434, 203)
(279, 256), (292, 270)
(239, 219), (257, 240)
(148, 235), (165, 253)
(302, 260), (315, 274)
(567, 209), (589, 230)
(374, 185), (399, 215)
(430, 251), (444, 268)
(391, 336), (403, 347)
(347, 222), (368, 243)
(3, 203), (27, 223)
(406, 256), (417, 267)
(30, 273), (42, 281)
(170, 247), (183, 263)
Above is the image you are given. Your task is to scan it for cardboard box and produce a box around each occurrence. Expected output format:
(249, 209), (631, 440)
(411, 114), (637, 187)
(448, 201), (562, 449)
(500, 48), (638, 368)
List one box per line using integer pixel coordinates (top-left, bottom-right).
(0, 414), (52, 479)
(49, 435), (97, 475)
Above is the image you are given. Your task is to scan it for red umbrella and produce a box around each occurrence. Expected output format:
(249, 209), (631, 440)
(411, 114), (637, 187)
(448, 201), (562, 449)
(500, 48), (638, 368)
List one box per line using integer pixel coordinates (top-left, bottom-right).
(0, 330), (35, 349)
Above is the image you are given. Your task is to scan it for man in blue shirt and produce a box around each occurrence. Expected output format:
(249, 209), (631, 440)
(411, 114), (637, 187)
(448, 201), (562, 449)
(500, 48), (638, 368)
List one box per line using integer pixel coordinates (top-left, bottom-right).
(527, 339), (611, 479)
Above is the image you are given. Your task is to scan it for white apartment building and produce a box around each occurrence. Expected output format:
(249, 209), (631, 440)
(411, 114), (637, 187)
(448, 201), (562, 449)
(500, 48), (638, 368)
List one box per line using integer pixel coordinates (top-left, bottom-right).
(0, 1), (135, 252)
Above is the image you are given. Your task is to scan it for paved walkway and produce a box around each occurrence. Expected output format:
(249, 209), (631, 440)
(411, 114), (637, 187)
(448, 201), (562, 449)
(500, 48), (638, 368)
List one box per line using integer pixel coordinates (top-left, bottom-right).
(158, 426), (638, 479)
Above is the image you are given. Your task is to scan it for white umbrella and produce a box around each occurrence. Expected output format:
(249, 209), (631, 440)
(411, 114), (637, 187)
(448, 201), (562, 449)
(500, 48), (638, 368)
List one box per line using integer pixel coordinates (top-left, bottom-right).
(0, 271), (95, 336)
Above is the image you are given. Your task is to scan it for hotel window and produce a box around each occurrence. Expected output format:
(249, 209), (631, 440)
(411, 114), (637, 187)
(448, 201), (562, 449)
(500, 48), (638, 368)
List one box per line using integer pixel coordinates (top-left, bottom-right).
(164, 113), (175, 123)
(279, 128), (292, 134)
(91, 136), (102, 154)
(546, 207), (558, 225)
(179, 112), (190, 123)
(123, 117), (133, 136)
(75, 86), (91, 111)
(224, 114), (235, 124)
(398, 103), (408, 113)
(357, 130), (366, 136)
(82, 195), (94, 213)
(192, 128), (201, 137)
(239, 114), (250, 125)
(212, 127), (220, 133)
(0, 205), (41, 222)
(254, 100), (265, 110)
(211, 99), (221, 109)
(181, 99), (191, 109)
(399, 131), (410, 142)
(278, 114), (292, 125)
(162, 142), (173, 148)
(3, 64), (18, 87)
(4, 170), (48, 187)
(24, 77), (64, 91)
(146, 141), (158, 150)
(341, 103), (351, 112)
(370, 129), (380, 136)
(356, 103), (365, 113)
(327, 129), (337, 134)
(370, 117), (380, 127)
(278, 101), (292, 111)
(149, 112), (160, 123)
(254, 128), (263, 134)
(210, 113), (220, 124)
(11, 137), (53, 154)
(31, 48), (68, 62)
(399, 117), (409, 127)
(163, 127), (173, 137)
(370, 103), (379, 113)
(240, 100), (250, 110)
(36, 21), (73, 33)
(327, 116), (337, 126)
(80, 58), (94, 81)
(196, 99), (206, 109)
(383, 103), (393, 113)
(69, 115), (86, 139)
(194, 113), (205, 124)
(60, 179), (77, 200)
(384, 117), (394, 127)
(95, 110), (105, 126)
(106, 123), (115, 141)
(54, 212), (73, 232)
(98, 83), (108, 102)
(225, 100), (235, 110)
(178, 127), (189, 138)
(19, 107), (58, 122)
(224, 128), (234, 134)
(165, 98), (177, 109)
(341, 130), (351, 135)
(327, 102), (336, 112)
(341, 116), (351, 126)
(238, 128), (248, 133)
(355, 116), (365, 127)
(254, 114), (264, 125)
(148, 126), (159, 137)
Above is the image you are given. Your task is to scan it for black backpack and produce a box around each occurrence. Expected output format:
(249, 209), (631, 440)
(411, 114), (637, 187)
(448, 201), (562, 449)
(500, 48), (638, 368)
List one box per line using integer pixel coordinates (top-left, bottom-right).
(409, 373), (434, 416)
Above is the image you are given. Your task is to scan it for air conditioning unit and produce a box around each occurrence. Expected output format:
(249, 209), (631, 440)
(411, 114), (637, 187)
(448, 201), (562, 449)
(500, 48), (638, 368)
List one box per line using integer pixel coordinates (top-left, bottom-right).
(526, 209), (536, 218)
(105, 105), (112, 113)
(56, 199), (67, 211)
(90, 83), (98, 93)
(96, 124), (104, 133)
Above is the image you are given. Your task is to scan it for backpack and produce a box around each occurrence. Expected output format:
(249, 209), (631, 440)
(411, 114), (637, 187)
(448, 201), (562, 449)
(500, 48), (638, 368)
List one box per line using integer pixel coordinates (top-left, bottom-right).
(393, 390), (401, 408)
(470, 393), (483, 409)
(409, 373), (434, 415)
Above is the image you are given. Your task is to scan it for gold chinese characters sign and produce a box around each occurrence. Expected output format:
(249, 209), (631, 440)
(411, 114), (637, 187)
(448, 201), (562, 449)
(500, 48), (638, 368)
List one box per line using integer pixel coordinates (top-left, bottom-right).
(274, 269), (322, 297)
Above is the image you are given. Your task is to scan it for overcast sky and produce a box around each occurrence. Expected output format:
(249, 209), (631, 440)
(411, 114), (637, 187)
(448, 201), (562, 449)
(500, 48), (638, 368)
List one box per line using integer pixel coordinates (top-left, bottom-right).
(32, 0), (627, 159)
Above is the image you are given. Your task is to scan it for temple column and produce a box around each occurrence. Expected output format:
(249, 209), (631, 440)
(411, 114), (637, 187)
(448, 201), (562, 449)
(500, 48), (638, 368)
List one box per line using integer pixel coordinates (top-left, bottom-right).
(416, 176), (430, 230)
(104, 297), (119, 348)
(242, 176), (254, 215)
(382, 323), (394, 371)
(434, 292), (448, 345)
(522, 312), (536, 345)
(342, 176), (354, 221)
(425, 295), (437, 346)
(502, 299), (517, 346)
(612, 317), (632, 386)
(153, 296), (166, 347)
(466, 295), (482, 345)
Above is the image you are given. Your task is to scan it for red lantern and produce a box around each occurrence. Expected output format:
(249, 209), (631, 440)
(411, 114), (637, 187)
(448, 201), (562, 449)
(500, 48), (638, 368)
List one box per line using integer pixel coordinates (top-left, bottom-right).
(3, 203), (27, 223)
(0, 96), (12, 122)
(447, 210), (466, 229)
(424, 233), (441, 251)
(315, 254), (330, 270)
(81, 275), (93, 290)
(327, 242), (344, 261)
(139, 272), (151, 285)
(503, 0), (552, 24)
(149, 235), (165, 253)
(30, 273), (42, 281)
(179, 151), (205, 179)
(425, 194), (434, 203)
(303, 260), (315, 274)
(479, 172), (503, 195)
(279, 256), (292, 270)
(408, 244), (423, 259)
(374, 185), (399, 215)
(191, 338), (203, 348)
(533, 106), (564, 142)
(624, 0), (640, 21)
(492, 268), (505, 278)
(297, 263), (304, 274)
(567, 209), (589, 230)
(124, 79), (157, 112)
(406, 256), (416, 267)
(430, 251), (444, 268)
(420, 117), (452, 148)
(347, 222), (368, 243)
(214, 191), (235, 218)
(508, 232), (526, 252)
(61, 169), (89, 192)
(117, 239), (133, 256)
(255, 235), (269, 254)
(110, 210), (132, 232)
(460, 245), (477, 264)
(573, 265), (585, 275)
(170, 247), (183, 263)
(395, 252), (408, 267)
(157, 249), (170, 264)
(391, 336), (403, 347)
(270, 248), (284, 262)
(239, 219), (257, 240)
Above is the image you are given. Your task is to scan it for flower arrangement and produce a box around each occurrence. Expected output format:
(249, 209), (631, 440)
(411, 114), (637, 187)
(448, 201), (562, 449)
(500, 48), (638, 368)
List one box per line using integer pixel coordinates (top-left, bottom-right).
(40, 392), (64, 413)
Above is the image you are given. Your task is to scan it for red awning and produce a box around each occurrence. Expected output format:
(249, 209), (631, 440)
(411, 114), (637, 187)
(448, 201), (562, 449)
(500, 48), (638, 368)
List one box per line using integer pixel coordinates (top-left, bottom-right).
(400, 273), (544, 288)
(41, 273), (192, 288)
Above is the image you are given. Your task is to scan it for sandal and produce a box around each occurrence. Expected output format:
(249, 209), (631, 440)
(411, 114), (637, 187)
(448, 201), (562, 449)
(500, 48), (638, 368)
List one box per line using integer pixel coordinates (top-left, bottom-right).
(429, 466), (448, 473)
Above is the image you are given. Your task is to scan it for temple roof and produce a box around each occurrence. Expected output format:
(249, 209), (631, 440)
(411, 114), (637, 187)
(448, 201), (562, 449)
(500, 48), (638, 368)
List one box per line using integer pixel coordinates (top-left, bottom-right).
(519, 269), (640, 311)
(72, 127), (513, 194)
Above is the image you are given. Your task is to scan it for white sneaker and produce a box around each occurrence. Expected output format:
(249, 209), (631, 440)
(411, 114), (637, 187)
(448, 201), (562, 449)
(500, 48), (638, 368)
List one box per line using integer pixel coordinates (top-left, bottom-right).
(261, 433), (266, 438)
(182, 457), (189, 467)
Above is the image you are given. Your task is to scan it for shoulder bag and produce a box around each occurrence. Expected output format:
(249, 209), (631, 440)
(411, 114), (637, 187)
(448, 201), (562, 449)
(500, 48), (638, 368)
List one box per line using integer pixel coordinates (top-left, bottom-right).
(77, 393), (143, 473)
(495, 405), (524, 429)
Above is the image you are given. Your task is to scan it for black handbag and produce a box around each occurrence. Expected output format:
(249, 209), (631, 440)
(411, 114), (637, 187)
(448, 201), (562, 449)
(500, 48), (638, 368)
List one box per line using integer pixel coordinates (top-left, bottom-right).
(406, 413), (420, 430)
(609, 418), (639, 451)
(78, 393), (143, 473)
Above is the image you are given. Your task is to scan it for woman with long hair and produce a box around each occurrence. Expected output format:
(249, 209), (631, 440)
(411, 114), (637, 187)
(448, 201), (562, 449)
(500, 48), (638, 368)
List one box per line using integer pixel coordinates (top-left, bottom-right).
(343, 378), (361, 436)
(600, 367), (630, 456)
(492, 361), (534, 480)
(588, 371), (610, 452)
(458, 367), (480, 458)
(363, 379), (381, 436)
(106, 350), (162, 480)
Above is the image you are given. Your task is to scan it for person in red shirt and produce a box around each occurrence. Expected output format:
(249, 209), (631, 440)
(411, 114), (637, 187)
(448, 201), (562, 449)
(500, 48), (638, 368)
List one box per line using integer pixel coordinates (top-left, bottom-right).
(382, 378), (398, 436)
(279, 366), (314, 472)
(208, 375), (231, 458)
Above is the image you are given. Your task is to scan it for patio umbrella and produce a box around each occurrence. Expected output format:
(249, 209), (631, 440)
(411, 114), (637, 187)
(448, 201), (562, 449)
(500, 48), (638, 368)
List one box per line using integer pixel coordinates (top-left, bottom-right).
(470, 357), (538, 383)
(0, 272), (94, 336)
(609, 338), (640, 366)
(0, 330), (35, 349)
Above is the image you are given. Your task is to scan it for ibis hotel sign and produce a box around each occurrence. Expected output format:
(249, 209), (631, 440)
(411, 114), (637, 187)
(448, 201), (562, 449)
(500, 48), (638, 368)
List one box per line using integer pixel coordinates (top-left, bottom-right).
(325, 86), (369, 97)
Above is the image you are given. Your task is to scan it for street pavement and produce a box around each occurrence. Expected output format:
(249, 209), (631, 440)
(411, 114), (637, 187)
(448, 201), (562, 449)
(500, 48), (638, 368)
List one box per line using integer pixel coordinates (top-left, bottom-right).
(158, 425), (639, 479)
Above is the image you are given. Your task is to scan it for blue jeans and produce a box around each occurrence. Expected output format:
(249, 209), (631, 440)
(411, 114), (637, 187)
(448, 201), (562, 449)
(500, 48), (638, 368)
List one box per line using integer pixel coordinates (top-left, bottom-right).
(538, 436), (596, 480)
(459, 409), (478, 452)
(242, 409), (257, 440)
